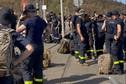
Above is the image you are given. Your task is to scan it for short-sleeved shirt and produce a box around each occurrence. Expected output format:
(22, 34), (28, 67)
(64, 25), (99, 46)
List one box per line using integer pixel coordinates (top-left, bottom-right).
(115, 19), (124, 38)
(0, 25), (30, 50)
(23, 16), (47, 44)
(52, 18), (58, 28)
(84, 21), (92, 33)
(76, 17), (87, 37)
(70, 15), (78, 30)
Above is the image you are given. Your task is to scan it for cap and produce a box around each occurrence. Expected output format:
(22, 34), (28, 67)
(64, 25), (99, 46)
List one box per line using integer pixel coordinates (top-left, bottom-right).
(0, 7), (16, 24)
(78, 9), (85, 16)
(23, 4), (39, 13)
(106, 12), (112, 17)
(111, 10), (119, 15)
(75, 8), (81, 12)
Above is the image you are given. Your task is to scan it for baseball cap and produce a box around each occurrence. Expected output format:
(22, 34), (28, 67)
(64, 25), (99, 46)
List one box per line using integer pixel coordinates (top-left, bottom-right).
(111, 10), (119, 15)
(106, 12), (112, 17)
(75, 8), (81, 12)
(0, 7), (16, 24)
(23, 4), (39, 13)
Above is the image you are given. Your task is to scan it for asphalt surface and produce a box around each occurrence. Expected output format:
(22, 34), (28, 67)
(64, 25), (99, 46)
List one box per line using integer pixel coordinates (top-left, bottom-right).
(43, 43), (126, 84)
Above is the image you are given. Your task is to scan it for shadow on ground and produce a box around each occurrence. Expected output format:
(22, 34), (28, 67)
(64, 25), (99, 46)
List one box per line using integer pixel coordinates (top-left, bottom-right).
(49, 63), (65, 68)
(43, 74), (97, 84)
(74, 77), (109, 84)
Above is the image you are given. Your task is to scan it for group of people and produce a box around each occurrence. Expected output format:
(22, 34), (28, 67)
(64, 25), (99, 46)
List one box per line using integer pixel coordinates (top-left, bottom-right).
(0, 4), (51, 84)
(70, 8), (126, 75)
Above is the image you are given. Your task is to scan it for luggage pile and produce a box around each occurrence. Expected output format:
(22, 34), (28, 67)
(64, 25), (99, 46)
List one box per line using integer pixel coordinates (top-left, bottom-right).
(43, 50), (51, 68)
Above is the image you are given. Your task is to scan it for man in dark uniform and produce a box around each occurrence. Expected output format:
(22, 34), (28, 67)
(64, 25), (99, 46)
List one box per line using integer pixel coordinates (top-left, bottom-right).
(16, 4), (51, 84)
(70, 8), (81, 60)
(95, 15), (105, 57)
(84, 14), (94, 59)
(51, 13), (60, 43)
(111, 10), (124, 74)
(119, 13), (126, 61)
(0, 7), (34, 84)
(76, 9), (89, 66)
(102, 12), (113, 54)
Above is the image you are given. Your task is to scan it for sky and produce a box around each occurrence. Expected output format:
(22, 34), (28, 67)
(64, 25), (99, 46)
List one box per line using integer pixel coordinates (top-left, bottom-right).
(117, 0), (126, 4)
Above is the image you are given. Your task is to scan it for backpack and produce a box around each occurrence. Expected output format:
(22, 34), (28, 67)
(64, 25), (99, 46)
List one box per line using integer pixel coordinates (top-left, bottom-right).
(43, 50), (51, 68)
(57, 39), (70, 54)
(98, 54), (113, 75)
(0, 28), (14, 77)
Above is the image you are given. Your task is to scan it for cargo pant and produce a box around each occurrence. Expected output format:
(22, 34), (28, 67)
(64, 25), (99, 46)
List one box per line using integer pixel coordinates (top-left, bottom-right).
(95, 35), (105, 57)
(73, 32), (79, 59)
(0, 75), (14, 84)
(123, 32), (126, 60)
(21, 44), (43, 84)
(86, 33), (94, 57)
(52, 27), (59, 42)
(78, 36), (87, 64)
(111, 38), (124, 71)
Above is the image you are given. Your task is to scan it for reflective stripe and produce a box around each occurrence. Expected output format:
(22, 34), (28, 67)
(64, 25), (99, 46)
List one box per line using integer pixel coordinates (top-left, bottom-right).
(124, 51), (126, 54)
(119, 60), (124, 63)
(31, 73), (33, 75)
(79, 55), (85, 59)
(24, 81), (33, 84)
(86, 50), (94, 52)
(96, 49), (103, 52)
(114, 61), (119, 65)
(34, 78), (42, 82)
(74, 51), (79, 54)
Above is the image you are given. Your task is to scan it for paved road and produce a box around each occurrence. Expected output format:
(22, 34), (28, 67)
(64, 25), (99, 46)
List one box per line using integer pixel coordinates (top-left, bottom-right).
(43, 43), (126, 84)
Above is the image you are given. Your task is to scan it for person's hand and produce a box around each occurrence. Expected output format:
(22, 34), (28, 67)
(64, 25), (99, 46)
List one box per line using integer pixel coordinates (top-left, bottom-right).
(20, 14), (27, 21)
(55, 27), (58, 29)
(81, 37), (84, 42)
(114, 35), (118, 40)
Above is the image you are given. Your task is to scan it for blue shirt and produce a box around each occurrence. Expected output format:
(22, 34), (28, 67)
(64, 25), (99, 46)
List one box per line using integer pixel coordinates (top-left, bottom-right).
(52, 18), (58, 28)
(23, 16), (47, 44)
(0, 25), (30, 50)
(76, 17), (87, 37)
(84, 21), (92, 33)
(115, 19), (124, 38)
(70, 15), (78, 30)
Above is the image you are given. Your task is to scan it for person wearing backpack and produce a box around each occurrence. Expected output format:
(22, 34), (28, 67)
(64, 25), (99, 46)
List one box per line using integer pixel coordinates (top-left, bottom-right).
(0, 7), (34, 84)
(16, 4), (51, 84)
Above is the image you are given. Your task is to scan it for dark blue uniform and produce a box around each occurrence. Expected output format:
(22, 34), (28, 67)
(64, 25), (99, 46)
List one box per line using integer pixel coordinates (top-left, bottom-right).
(70, 15), (79, 59)
(76, 17), (87, 64)
(22, 16), (47, 83)
(105, 19), (117, 54)
(94, 21), (105, 56)
(111, 19), (124, 72)
(84, 21), (94, 58)
(52, 18), (59, 42)
(123, 20), (126, 60)
(0, 25), (30, 84)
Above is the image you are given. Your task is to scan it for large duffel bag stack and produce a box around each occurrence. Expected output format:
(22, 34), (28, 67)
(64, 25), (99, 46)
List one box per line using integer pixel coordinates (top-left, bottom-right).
(43, 49), (51, 68)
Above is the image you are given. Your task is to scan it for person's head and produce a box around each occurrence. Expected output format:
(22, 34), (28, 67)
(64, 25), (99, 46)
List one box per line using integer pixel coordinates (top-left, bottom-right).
(75, 8), (81, 16)
(78, 9), (85, 18)
(84, 13), (89, 20)
(50, 13), (56, 19)
(119, 13), (124, 20)
(97, 14), (103, 21)
(0, 7), (16, 27)
(111, 10), (119, 19)
(23, 4), (38, 18)
(106, 12), (112, 19)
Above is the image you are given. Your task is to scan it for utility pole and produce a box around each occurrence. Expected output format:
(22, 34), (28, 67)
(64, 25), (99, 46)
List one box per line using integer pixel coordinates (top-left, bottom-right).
(60, 0), (65, 38)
